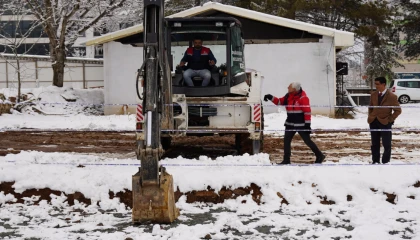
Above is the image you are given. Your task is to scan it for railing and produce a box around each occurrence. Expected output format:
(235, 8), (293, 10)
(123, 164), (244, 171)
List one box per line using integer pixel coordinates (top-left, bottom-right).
(0, 54), (103, 89)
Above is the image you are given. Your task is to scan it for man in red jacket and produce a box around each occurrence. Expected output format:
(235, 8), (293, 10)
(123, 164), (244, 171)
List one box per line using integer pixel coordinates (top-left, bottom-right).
(264, 82), (325, 164)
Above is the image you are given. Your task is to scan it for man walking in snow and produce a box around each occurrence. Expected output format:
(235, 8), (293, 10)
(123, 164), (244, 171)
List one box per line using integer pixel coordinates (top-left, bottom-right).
(264, 82), (325, 164)
(368, 77), (401, 164)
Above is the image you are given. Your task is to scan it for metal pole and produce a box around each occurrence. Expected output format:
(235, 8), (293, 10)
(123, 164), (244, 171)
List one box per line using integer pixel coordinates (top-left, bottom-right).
(359, 55), (362, 87)
(5, 60), (8, 88)
(82, 62), (86, 89)
(35, 59), (38, 87)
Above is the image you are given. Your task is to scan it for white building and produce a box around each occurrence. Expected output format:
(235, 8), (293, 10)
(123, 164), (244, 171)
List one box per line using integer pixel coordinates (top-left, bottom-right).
(84, 2), (354, 116)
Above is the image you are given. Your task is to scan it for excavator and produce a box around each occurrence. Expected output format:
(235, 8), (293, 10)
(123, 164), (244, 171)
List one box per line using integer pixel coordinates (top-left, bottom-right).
(132, 0), (264, 223)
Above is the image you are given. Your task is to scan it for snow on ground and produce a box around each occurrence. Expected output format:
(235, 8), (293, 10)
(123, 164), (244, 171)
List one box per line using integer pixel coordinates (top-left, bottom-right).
(1, 87), (420, 239)
(0, 86), (135, 130)
(2, 86), (420, 132)
(1, 85), (104, 115)
(1, 152), (420, 239)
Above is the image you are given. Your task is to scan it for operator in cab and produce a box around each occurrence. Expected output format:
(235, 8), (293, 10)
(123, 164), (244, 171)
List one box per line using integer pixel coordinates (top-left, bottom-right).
(179, 36), (217, 87)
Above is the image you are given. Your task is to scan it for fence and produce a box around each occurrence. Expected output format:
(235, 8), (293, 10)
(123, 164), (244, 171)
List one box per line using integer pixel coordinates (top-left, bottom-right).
(0, 54), (103, 89)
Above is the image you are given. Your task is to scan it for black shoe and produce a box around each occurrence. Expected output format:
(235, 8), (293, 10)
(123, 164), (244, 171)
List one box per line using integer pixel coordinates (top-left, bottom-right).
(278, 160), (291, 165)
(315, 154), (325, 164)
(382, 161), (389, 164)
(371, 161), (380, 164)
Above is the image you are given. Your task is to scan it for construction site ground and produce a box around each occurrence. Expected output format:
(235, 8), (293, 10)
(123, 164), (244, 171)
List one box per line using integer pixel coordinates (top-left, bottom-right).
(1, 130), (420, 239)
(1, 130), (419, 163)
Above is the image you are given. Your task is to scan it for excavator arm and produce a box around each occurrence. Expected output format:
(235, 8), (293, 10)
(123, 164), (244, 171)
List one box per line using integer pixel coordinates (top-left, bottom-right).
(132, 0), (178, 224)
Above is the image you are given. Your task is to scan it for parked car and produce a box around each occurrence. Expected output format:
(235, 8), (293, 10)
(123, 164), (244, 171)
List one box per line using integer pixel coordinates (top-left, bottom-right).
(390, 79), (420, 104)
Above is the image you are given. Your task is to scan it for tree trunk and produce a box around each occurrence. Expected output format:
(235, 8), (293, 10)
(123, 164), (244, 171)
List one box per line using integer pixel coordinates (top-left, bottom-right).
(51, 46), (66, 87)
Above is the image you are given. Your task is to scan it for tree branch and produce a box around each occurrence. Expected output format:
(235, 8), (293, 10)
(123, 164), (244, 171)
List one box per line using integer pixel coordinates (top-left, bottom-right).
(76, 0), (127, 36)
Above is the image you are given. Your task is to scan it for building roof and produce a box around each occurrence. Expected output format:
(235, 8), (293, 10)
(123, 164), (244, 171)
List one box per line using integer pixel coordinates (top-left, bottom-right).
(84, 24), (143, 47)
(84, 2), (354, 48)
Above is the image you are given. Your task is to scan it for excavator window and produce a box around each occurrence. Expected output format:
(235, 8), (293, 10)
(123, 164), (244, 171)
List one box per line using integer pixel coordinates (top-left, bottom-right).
(171, 31), (227, 87)
(167, 18), (248, 97)
(231, 26), (246, 78)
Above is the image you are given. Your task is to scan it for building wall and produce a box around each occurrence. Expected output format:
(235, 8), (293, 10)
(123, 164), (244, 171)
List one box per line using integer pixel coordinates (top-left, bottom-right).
(103, 37), (337, 116)
(103, 41), (143, 115)
(245, 36), (336, 116)
(393, 63), (420, 73)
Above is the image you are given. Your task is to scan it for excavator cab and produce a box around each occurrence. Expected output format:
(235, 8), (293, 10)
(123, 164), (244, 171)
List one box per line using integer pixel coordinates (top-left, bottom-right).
(167, 17), (248, 97)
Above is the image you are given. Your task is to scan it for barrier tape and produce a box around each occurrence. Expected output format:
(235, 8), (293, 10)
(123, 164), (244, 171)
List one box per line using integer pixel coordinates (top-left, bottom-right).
(1, 102), (417, 108)
(0, 128), (418, 132)
(4, 161), (420, 167)
(0, 129), (134, 133)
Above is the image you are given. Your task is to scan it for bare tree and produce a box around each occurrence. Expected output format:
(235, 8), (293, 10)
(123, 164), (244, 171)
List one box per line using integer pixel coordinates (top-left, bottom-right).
(0, 0), (43, 102)
(24, 0), (139, 87)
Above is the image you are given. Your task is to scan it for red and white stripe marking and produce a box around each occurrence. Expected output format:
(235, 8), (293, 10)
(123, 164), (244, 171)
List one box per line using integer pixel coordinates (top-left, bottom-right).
(136, 104), (144, 122)
(253, 104), (261, 122)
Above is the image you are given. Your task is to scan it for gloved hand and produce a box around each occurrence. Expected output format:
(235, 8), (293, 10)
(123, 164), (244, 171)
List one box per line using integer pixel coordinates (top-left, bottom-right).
(264, 94), (273, 102)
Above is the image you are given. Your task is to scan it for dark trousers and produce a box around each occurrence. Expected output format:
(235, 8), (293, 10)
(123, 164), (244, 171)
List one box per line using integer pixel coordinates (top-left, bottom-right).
(370, 119), (392, 163)
(284, 130), (322, 160)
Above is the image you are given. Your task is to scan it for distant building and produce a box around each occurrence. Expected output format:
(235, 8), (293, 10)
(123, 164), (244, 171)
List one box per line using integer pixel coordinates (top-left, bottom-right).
(0, 13), (101, 58)
(392, 33), (420, 76)
(393, 59), (420, 76)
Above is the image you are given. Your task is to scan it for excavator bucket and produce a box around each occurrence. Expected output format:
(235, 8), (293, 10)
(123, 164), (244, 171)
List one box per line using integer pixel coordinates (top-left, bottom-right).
(132, 168), (179, 223)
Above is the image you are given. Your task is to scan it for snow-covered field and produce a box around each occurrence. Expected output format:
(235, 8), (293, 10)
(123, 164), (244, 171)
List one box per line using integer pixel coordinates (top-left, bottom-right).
(1, 87), (420, 239)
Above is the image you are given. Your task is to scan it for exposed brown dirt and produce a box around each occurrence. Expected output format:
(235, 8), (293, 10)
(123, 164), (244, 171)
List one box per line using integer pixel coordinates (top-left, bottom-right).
(318, 196), (336, 205)
(1, 181), (263, 207)
(0, 131), (135, 156)
(1, 130), (419, 164)
(174, 183), (263, 204)
(109, 189), (132, 207)
(1, 181), (414, 208)
(384, 192), (397, 204)
(0, 182), (90, 205)
(276, 192), (289, 205)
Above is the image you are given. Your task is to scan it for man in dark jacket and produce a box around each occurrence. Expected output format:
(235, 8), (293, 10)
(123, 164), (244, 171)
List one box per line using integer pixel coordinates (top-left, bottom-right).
(264, 82), (325, 164)
(180, 36), (217, 87)
(368, 76), (401, 164)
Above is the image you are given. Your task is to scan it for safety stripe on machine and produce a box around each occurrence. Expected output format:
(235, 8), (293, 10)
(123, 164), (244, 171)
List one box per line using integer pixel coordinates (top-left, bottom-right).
(253, 104), (261, 122)
(136, 104), (144, 122)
